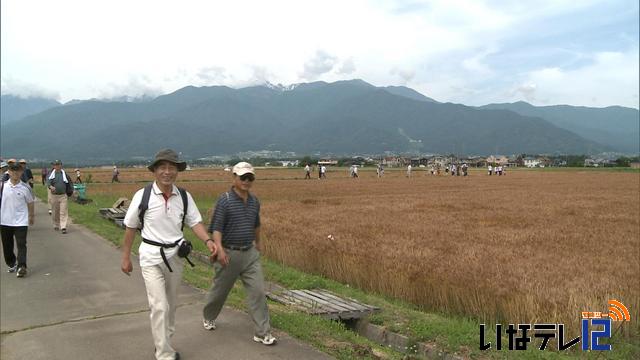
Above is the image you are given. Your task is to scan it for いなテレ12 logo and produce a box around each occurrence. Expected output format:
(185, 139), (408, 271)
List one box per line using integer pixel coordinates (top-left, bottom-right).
(480, 299), (631, 352)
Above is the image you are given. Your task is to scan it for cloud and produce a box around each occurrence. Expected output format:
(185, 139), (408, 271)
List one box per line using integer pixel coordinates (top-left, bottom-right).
(300, 50), (339, 80)
(390, 67), (416, 84)
(196, 66), (227, 84)
(513, 83), (538, 102)
(337, 58), (356, 75)
(0, 77), (60, 100)
(517, 48), (639, 107)
(97, 75), (163, 100)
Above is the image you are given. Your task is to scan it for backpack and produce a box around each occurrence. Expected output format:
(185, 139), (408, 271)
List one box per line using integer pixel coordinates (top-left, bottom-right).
(137, 183), (193, 272)
(138, 183), (188, 231)
(65, 177), (74, 197)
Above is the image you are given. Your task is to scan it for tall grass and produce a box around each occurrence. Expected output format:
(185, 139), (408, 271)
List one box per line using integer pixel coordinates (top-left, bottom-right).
(79, 167), (640, 337)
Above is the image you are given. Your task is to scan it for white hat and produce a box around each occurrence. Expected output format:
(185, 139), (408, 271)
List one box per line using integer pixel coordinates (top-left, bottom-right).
(232, 162), (255, 176)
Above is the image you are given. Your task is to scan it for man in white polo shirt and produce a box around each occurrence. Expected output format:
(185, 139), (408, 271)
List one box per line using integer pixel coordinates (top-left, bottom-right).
(1, 163), (34, 278)
(121, 149), (217, 360)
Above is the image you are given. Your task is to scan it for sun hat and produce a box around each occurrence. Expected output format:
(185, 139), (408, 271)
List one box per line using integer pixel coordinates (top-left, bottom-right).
(19, 159), (27, 164)
(147, 149), (187, 172)
(232, 162), (255, 176)
(8, 163), (22, 171)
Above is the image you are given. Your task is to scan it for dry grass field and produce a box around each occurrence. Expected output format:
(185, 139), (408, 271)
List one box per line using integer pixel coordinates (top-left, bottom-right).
(83, 167), (639, 332)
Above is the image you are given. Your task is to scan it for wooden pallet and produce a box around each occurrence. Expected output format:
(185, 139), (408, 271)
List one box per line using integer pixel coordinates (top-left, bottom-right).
(267, 284), (380, 320)
(99, 207), (128, 228)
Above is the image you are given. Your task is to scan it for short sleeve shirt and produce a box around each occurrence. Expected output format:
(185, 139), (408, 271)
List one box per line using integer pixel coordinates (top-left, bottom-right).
(123, 182), (202, 267)
(208, 188), (260, 248)
(1, 180), (34, 226)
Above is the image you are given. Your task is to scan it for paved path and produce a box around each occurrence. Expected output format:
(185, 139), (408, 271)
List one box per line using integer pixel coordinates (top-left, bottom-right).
(1, 199), (332, 360)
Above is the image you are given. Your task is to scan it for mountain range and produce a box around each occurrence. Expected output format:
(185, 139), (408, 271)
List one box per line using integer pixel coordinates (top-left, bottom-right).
(1, 80), (637, 162)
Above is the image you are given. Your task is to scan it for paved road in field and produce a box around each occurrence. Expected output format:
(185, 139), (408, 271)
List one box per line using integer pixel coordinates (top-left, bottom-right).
(0, 199), (332, 360)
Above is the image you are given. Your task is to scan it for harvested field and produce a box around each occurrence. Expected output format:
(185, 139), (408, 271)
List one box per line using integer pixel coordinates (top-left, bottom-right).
(84, 167), (640, 331)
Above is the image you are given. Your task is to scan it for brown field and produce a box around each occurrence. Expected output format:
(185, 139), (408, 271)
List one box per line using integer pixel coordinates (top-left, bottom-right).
(82, 167), (640, 330)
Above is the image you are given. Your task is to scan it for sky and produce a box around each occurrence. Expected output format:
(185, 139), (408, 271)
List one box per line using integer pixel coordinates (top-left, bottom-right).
(1, 0), (638, 108)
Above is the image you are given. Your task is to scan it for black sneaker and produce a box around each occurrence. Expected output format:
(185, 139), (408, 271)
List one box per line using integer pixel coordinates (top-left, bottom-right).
(16, 266), (27, 278)
(61, 228), (67, 234)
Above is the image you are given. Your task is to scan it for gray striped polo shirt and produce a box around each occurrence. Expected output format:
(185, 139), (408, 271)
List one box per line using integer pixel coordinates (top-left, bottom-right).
(208, 188), (261, 248)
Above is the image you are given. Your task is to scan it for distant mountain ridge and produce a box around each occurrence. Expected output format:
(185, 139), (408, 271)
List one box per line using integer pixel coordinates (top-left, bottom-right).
(479, 101), (639, 153)
(1, 79), (631, 161)
(0, 95), (61, 123)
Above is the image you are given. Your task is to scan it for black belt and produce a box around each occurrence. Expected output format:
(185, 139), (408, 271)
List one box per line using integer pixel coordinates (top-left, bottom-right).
(142, 238), (193, 272)
(224, 244), (253, 251)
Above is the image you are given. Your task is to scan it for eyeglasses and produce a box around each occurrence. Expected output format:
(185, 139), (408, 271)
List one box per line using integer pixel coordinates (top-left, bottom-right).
(239, 174), (255, 182)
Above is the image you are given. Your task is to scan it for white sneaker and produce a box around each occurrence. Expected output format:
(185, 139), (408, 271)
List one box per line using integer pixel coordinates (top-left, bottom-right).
(7, 264), (17, 273)
(253, 334), (277, 345)
(203, 318), (216, 330)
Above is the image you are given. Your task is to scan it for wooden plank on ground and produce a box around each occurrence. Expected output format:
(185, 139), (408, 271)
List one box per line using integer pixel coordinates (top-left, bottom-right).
(290, 290), (352, 313)
(315, 290), (380, 312)
(306, 290), (368, 312)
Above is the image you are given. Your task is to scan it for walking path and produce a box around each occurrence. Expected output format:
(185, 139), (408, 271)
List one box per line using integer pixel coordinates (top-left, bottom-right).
(0, 199), (332, 360)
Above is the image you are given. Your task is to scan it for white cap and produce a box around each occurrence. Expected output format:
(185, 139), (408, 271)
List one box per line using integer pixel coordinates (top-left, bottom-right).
(232, 162), (255, 176)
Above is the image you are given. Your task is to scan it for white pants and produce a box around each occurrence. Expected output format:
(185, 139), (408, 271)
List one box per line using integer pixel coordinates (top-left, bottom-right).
(141, 256), (184, 360)
(50, 193), (68, 229)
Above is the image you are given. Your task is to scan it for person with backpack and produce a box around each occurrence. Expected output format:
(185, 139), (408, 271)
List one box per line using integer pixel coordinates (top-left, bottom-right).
(1, 163), (34, 277)
(120, 149), (217, 360)
(48, 160), (72, 234)
(202, 162), (276, 346)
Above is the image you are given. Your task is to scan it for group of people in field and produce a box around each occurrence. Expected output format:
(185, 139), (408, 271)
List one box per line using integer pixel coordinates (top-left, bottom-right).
(2, 150), (276, 360)
(487, 164), (506, 175)
(302, 162), (512, 179)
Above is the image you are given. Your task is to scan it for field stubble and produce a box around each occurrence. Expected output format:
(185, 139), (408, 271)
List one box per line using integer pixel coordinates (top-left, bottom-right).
(85, 167), (639, 335)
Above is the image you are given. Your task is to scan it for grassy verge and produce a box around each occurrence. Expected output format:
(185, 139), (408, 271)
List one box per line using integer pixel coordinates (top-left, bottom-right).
(35, 185), (639, 359)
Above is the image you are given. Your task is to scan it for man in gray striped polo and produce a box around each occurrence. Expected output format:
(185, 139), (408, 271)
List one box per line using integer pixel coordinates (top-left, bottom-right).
(202, 161), (276, 345)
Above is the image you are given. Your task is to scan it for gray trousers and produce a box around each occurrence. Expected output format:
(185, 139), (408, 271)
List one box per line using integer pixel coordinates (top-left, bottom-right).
(203, 247), (271, 337)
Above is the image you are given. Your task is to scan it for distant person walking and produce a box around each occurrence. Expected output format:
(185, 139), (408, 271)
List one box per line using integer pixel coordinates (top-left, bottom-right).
(48, 160), (70, 234)
(376, 164), (384, 178)
(41, 165), (48, 186)
(203, 162), (277, 346)
(488, 164), (493, 176)
(75, 168), (82, 184)
(304, 164), (311, 179)
(111, 165), (120, 183)
(46, 162), (53, 215)
(350, 165), (359, 178)
(19, 159), (34, 189)
(320, 165), (327, 179)
(1, 163), (34, 278)
(407, 164), (412, 178)
(121, 149), (217, 360)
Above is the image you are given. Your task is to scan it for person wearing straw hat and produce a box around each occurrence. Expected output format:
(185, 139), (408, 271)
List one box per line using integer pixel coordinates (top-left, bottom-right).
(2, 159), (17, 181)
(18, 159), (34, 189)
(121, 149), (217, 360)
(202, 161), (276, 346)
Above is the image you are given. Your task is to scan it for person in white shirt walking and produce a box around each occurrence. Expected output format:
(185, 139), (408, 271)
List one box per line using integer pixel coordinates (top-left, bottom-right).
(121, 149), (217, 360)
(1, 163), (34, 278)
(304, 164), (311, 179)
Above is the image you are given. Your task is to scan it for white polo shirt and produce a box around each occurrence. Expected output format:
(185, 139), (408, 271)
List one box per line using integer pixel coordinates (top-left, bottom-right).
(123, 182), (202, 267)
(1, 180), (34, 227)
